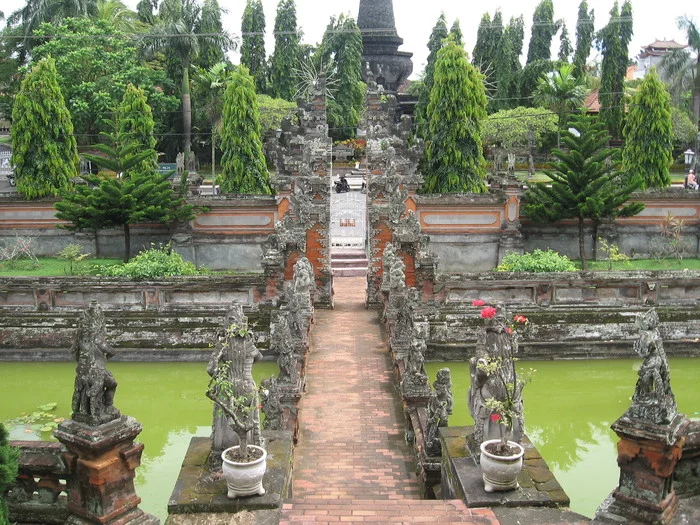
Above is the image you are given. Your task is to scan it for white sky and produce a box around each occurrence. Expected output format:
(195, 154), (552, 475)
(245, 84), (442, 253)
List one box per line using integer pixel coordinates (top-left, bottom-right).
(2, 0), (695, 78)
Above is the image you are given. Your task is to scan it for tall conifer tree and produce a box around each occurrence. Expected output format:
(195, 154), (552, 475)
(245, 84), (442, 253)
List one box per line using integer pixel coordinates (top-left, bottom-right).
(269, 0), (300, 101)
(492, 16), (524, 113)
(622, 67), (673, 190)
(472, 10), (503, 103)
(422, 37), (488, 194)
(526, 0), (556, 64)
(217, 66), (272, 194)
(415, 13), (448, 138)
(573, 0), (595, 77)
(11, 57), (79, 199)
(241, 0), (267, 94)
(450, 20), (464, 48)
(599, 0), (633, 139)
(118, 84), (158, 176)
(558, 22), (573, 62)
(197, 0), (227, 70)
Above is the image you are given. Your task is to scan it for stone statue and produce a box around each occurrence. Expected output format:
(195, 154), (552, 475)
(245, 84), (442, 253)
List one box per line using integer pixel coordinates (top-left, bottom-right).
(402, 337), (428, 391)
(207, 305), (262, 466)
(468, 305), (524, 448)
(381, 243), (396, 290)
(626, 309), (677, 424)
(260, 376), (283, 431)
(175, 152), (185, 174)
(70, 300), (120, 426)
(507, 152), (516, 174)
(425, 391), (448, 456)
(275, 314), (299, 387)
(389, 257), (406, 292)
(432, 368), (453, 417)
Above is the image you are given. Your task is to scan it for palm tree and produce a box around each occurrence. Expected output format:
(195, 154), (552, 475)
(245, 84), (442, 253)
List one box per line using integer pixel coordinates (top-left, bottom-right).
(660, 16), (700, 127)
(533, 63), (587, 146)
(141, 0), (234, 162)
(95, 0), (145, 33)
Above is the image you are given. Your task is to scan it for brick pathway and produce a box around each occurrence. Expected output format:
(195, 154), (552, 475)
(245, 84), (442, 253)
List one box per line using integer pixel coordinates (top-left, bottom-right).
(280, 277), (499, 524)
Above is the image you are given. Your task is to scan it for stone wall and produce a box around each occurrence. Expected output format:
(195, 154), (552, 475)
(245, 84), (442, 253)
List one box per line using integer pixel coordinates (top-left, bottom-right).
(0, 275), (275, 360)
(677, 420), (700, 498)
(423, 271), (700, 360)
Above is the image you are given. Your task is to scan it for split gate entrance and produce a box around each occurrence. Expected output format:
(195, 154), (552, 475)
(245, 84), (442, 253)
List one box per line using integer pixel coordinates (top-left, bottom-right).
(330, 191), (367, 250)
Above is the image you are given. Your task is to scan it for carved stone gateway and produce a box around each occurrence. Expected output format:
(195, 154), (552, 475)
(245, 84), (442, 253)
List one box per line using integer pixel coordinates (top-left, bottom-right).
(593, 309), (689, 525)
(55, 301), (157, 525)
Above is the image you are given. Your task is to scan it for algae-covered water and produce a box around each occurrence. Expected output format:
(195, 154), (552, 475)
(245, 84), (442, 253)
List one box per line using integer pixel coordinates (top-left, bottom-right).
(0, 362), (279, 522)
(426, 358), (700, 519)
(2, 359), (698, 520)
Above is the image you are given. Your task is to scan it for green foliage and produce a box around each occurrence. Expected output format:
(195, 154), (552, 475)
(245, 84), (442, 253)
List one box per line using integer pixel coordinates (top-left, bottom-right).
(449, 20), (464, 48)
(100, 244), (199, 277)
(598, 238), (630, 270)
(558, 22), (573, 62)
(217, 66), (272, 194)
(118, 84), (159, 176)
(241, 0), (267, 95)
(11, 56), (79, 199)
(56, 244), (91, 275)
(519, 59), (562, 107)
(526, 0), (555, 64)
(671, 106), (698, 145)
(256, 94), (296, 135)
(30, 18), (179, 145)
(622, 67), (673, 190)
(5, 403), (63, 435)
(482, 106), (557, 149)
(0, 422), (19, 522)
(414, 13), (449, 139)
(269, 0), (300, 101)
(599, 1), (634, 139)
(316, 15), (365, 141)
(197, 0), (227, 70)
(573, 1), (595, 77)
(495, 249), (577, 272)
(422, 38), (488, 194)
(491, 16), (525, 113)
(649, 213), (693, 261)
(523, 113), (644, 270)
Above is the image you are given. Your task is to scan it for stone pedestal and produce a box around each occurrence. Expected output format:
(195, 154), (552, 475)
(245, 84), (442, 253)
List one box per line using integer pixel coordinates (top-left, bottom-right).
(593, 414), (689, 525)
(54, 416), (159, 525)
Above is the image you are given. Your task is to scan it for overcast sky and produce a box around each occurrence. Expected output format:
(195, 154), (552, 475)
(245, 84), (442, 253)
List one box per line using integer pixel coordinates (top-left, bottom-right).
(2, 0), (694, 78)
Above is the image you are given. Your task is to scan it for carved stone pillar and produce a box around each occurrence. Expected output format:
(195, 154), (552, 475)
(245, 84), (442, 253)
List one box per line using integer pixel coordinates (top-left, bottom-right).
(55, 416), (158, 525)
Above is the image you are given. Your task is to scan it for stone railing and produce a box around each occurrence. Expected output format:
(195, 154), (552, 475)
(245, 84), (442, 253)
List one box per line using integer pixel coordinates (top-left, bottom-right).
(7, 441), (70, 524)
(424, 271), (700, 360)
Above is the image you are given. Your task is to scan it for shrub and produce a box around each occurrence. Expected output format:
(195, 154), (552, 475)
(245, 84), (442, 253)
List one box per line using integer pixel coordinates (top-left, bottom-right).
(98, 244), (199, 278)
(56, 244), (90, 275)
(495, 249), (577, 272)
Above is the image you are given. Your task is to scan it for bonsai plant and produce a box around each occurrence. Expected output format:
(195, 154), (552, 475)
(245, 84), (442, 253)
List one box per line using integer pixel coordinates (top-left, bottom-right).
(206, 310), (266, 499)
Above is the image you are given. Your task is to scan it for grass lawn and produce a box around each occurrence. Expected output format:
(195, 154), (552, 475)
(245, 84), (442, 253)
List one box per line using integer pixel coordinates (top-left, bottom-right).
(0, 257), (122, 277)
(580, 258), (700, 271)
(515, 170), (689, 185)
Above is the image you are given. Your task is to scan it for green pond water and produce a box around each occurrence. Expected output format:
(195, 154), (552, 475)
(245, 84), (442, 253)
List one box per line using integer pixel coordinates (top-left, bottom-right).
(1, 359), (698, 521)
(426, 358), (700, 519)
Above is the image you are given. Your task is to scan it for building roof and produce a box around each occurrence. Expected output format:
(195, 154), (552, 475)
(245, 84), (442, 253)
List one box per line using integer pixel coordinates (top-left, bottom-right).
(584, 89), (601, 113)
(639, 39), (687, 58)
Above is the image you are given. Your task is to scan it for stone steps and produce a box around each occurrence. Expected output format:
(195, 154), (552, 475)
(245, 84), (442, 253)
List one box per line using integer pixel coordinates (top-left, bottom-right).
(331, 249), (368, 277)
(281, 498), (498, 524)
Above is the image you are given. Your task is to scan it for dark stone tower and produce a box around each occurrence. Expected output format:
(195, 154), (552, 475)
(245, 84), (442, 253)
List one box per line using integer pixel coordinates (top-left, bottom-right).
(357, 0), (413, 92)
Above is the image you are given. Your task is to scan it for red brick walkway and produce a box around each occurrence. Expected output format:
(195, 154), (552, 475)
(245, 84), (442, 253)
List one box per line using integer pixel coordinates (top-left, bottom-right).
(280, 277), (499, 524)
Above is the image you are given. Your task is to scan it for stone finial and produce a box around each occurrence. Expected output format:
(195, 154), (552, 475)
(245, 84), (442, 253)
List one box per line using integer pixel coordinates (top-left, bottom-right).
(433, 368), (453, 417)
(425, 391), (448, 457)
(260, 376), (283, 431)
(626, 309), (677, 425)
(70, 300), (120, 426)
(381, 243), (396, 290)
(389, 257), (406, 291)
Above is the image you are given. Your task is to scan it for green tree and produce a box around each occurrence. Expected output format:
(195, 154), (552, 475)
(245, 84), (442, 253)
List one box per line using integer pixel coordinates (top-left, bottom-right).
(217, 66), (272, 194)
(241, 0), (267, 95)
(136, 0), (158, 24)
(524, 113), (644, 270)
(599, 0), (633, 139)
(118, 84), (158, 176)
(95, 0), (144, 33)
(621, 68), (673, 190)
(11, 56), (79, 199)
(526, 0), (556, 64)
(269, 0), (300, 101)
(660, 16), (700, 127)
(197, 0), (227, 71)
(55, 116), (195, 261)
(414, 13), (449, 138)
(573, 1), (595, 77)
(558, 22), (573, 62)
(671, 106), (698, 146)
(519, 58), (562, 106)
(491, 15), (524, 113)
(533, 63), (587, 146)
(471, 10), (503, 105)
(0, 423), (19, 525)
(422, 38), (488, 194)
(482, 106), (557, 162)
(31, 18), (180, 145)
(450, 19), (463, 48)
(316, 15), (364, 141)
(144, 0), (234, 160)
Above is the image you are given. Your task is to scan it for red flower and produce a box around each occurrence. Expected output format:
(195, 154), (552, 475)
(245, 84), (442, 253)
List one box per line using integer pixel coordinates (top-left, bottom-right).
(505, 327), (513, 334)
(481, 306), (497, 319)
(513, 315), (529, 324)
(472, 299), (485, 307)
(490, 413), (502, 422)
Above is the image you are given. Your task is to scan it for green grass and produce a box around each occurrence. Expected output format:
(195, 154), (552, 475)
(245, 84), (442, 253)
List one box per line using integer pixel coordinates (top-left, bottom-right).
(580, 258), (700, 271)
(0, 257), (122, 276)
(516, 170), (689, 185)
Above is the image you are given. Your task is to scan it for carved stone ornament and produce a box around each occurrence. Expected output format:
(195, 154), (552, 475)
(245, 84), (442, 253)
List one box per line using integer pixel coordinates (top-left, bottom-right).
(260, 376), (283, 431)
(70, 300), (120, 426)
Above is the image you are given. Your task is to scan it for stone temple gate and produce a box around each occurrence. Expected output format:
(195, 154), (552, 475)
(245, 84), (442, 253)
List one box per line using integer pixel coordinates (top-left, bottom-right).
(330, 191), (367, 250)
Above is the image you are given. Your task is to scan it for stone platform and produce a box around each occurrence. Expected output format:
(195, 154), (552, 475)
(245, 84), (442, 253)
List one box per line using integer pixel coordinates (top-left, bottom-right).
(166, 431), (293, 523)
(440, 426), (577, 510)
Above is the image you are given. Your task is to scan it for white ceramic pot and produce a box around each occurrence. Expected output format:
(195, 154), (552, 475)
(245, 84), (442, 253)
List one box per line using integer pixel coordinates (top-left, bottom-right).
(221, 445), (267, 498)
(479, 439), (525, 493)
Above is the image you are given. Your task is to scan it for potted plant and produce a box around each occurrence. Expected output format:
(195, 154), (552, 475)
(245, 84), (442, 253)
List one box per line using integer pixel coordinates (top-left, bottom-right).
(206, 318), (266, 499)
